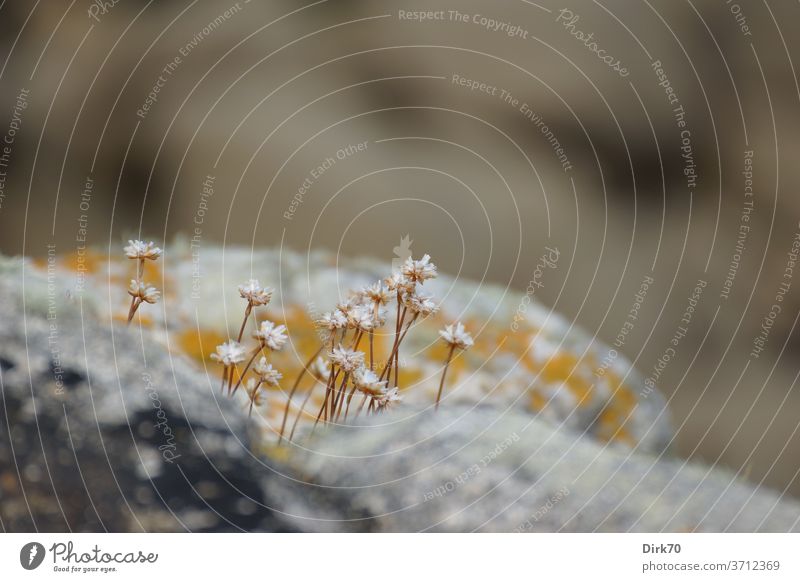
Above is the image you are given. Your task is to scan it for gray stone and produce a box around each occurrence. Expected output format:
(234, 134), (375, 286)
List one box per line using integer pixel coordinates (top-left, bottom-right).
(0, 259), (279, 532)
(266, 406), (800, 532)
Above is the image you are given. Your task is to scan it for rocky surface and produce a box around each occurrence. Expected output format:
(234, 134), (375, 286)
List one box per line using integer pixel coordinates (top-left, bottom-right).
(2, 253), (799, 532)
(269, 407), (800, 532)
(0, 258), (278, 532)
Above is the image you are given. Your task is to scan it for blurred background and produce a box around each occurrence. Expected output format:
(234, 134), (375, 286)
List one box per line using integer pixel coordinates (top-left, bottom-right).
(0, 0), (799, 495)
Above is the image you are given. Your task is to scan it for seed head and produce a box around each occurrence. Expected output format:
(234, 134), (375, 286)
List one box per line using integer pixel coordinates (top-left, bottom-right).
(124, 240), (163, 261)
(362, 281), (391, 305)
(402, 254), (437, 284)
(439, 321), (474, 350)
(253, 357), (282, 386)
(347, 304), (376, 331)
(311, 356), (332, 381)
(319, 310), (347, 332)
(238, 279), (273, 306)
(211, 340), (247, 366)
(353, 366), (388, 397)
(253, 321), (288, 351)
(328, 345), (365, 372)
(127, 280), (160, 304)
(375, 386), (402, 410)
(403, 286), (438, 317)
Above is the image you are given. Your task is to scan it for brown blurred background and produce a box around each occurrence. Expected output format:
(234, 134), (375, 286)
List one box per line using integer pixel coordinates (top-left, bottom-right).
(0, 0), (799, 495)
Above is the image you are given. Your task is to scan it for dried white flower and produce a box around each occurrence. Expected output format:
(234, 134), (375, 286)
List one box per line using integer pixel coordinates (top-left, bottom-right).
(319, 310), (347, 331)
(124, 240), (163, 261)
(253, 321), (288, 351)
(353, 367), (388, 397)
(402, 254), (437, 284)
(362, 281), (391, 305)
(328, 345), (365, 372)
(385, 272), (411, 293)
(254, 357), (282, 386)
(375, 386), (402, 410)
(245, 378), (266, 407)
(211, 340), (247, 366)
(238, 279), (273, 306)
(127, 280), (160, 304)
(347, 304), (375, 331)
(311, 356), (332, 381)
(403, 286), (438, 317)
(439, 322), (474, 350)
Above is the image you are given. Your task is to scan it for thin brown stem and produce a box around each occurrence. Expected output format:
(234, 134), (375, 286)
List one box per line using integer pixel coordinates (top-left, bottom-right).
(231, 347), (262, 395)
(126, 297), (140, 325)
(288, 378), (321, 442)
(237, 303), (253, 342)
(278, 345), (323, 444)
(248, 381), (262, 417)
(435, 345), (456, 410)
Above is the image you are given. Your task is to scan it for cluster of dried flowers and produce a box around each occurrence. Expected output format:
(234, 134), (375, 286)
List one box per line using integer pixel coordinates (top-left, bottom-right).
(124, 240), (162, 324)
(210, 279), (287, 417)
(121, 243), (473, 441)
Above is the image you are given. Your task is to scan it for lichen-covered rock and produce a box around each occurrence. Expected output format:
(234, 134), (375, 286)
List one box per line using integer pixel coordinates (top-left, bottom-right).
(0, 258), (278, 532)
(266, 406), (800, 532)
(30, 242), (673, 454)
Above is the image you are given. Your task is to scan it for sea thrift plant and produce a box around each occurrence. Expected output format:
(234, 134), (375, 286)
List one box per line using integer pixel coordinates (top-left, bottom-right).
(124, 239), (162, 324)
(121, 242), (473, 438)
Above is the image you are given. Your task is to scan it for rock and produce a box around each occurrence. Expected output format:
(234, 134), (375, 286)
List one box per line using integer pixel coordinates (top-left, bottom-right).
(266, 406), (800, 532)
(0, 258), (278, 532)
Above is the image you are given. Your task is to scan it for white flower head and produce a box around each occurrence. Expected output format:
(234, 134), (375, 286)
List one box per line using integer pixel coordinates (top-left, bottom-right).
(402, 254), (437, 284)
(211, 340), (247, 366)
(319, 310), (347, 331)
(362, 281), (391, 305)
(439, 321), (474, 350)
(376, 386), (402, 410)
(245, 378), (266, 407)
(127, 280), (160, 304)
(336, 296), (361, 315)
(253, 320), (288, 351)
(311, 356), (332, 381)
(385, 272), (412, 294)
(328, 345), (365, 372)
(124, 240), (163, 261)
(238, 279), (273, 306)
(347, 304), (375, 331)
(254, 357), (282, 386)
(353, 366), (388, 397)
(403, 285), (438, 317)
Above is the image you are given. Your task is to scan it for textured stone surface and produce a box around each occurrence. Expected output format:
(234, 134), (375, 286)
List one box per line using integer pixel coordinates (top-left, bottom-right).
(267, 406), (800, 532)
(0, 258), (278, 532)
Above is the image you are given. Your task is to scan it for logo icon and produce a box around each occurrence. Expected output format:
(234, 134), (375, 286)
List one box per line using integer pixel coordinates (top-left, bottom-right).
(20, 542), (45, 570)
(392, 234), (413, 271)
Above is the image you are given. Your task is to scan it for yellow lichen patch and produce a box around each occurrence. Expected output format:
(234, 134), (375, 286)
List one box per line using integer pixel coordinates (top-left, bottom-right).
(64, 250), (107, 273)
(565, 375), (595, 408)
(529, 389), (547, 412)
(541, 352), (579, 384)
(178, 328), (227, 363)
